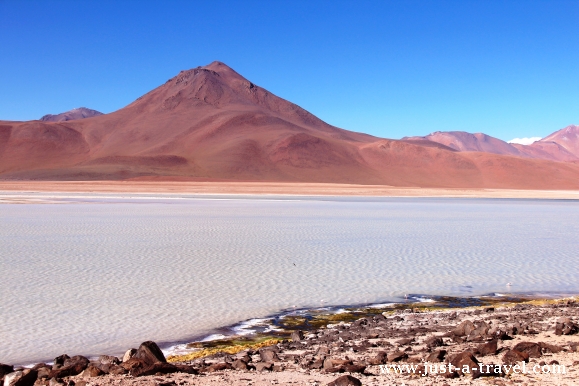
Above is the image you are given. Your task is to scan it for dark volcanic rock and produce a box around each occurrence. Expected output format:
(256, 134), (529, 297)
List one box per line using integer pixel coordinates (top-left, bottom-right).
(106, 365), (127, 375)
(131, 362), (180, 377)
(49, 356), (89, 378)
(424, 336), (444, 348)
(448, 351), (479, 376)
(426, 349), (446, 362)
(366, 351), (387, 365)
(512, 342), (542, 358)
(386, 351), (407, 362)
(327, 375), (362, 386)
(477, 339), (498, 356)
(342, 364), (365, 374)
(133, 341), (167, 364)
(80, 366), (103, 378)
(502, 350), (529, 365)
(539, 342), (563, 353)
(53, 355), (70, 367)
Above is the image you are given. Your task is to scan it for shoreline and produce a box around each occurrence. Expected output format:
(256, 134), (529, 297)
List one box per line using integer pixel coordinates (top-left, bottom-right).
(3, 295), (578, 385)
(2, 180), (579, 199)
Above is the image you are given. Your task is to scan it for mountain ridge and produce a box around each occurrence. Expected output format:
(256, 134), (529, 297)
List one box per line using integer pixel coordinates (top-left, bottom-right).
(1, 61), (578, 189)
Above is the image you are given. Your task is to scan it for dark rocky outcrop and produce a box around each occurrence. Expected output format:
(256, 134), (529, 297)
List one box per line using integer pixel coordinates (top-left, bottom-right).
(49, 356), (89, 378)
(326, 375), (362, 386)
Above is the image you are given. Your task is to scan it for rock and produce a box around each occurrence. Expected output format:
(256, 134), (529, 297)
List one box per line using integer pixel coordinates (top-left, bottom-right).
(512, 342), (542, 358)
(133, 341), (166, 364)
(555, 318), (578, 335)
(326, 375), (362, 386)
(291, 330), (304, 342)
(33, 367), (50, 381)
(448, 351), (479, 376)
(386, 351), (407, 362)
(3, 370), (37, 386)
(53, 355), (70, 367)
(0, 365), (14, 382)
(80, 366), (103, 378)
(308, 360), (324, 370)
(122, 349), (136, 362)
(231, 359), (248, 371)
(425, 336), (444, 348)
(259, 348), (278, 362)
(174, 365), (197, 375)
(477, 339), (498, 356)
(254, 362), (273, 372)
(47, 379), (64, 386)
(323, 358), (351, 372)
(49, 356), (89, 378)
(106, 365), (127, 375)
(366, 351), (387, 365)
(97, 355), (120, 365)
(131, 362), (180, 377)
(395, 337), (414, 345)
(452, 320), (476, 337)
(204, 363), (232, 373)
(502, 350), (529, 366)
(342, 364), (365, 374)
(426, 349), (446, 362)
(539, 342), (563, 353)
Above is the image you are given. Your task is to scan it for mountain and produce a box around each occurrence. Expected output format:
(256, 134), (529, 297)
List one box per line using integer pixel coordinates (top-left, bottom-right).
(532, 125), (579, 160)
(1, 61), (579, 189)
(405, 127), (579, 163)
(40, 107), (103, 122)
(402, 131), (524, 156)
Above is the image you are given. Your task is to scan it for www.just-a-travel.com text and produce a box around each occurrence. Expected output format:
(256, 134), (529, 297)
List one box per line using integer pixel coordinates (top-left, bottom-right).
(379, 361), (567, 376)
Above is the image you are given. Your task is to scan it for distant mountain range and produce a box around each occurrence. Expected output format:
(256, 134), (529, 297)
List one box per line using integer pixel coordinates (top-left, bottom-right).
(403, 126), (579, 163)
(40, 107), (103, 122)
(0, 61), (578, 189)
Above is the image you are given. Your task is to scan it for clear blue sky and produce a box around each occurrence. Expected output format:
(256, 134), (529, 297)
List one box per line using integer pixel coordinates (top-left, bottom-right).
(0, 0), (577, 140)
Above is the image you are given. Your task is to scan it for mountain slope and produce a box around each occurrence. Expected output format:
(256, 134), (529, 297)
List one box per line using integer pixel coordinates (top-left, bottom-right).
(1, 61), (578, 189)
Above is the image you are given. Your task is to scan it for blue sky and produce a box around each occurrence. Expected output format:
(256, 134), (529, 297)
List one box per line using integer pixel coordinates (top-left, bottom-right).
(0, 0), (577, 140)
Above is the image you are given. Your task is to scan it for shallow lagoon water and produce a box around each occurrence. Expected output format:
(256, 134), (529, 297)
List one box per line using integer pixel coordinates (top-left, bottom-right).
(1, 194), (578, 364)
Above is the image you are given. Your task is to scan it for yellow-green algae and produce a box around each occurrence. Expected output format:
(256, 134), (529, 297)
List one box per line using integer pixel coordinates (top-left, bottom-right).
(167, 295), (578, 363)
(167, 337), (283, 363)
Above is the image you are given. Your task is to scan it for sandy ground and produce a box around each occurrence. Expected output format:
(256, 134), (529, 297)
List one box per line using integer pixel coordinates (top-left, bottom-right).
(1, 180), (579, 199)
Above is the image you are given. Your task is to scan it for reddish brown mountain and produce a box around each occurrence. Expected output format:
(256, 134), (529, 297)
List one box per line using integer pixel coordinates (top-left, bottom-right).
(405, 127), (579, 163)
(403, 131), (528, 157)
(1, 61), (578, 189)
(531, 125), (579, 160)
(40, 107), (103, 122)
